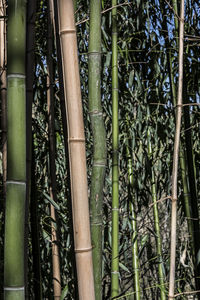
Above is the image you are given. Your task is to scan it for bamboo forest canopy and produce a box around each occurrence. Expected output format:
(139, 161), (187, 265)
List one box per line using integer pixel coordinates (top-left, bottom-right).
(0, 0), (200, 299)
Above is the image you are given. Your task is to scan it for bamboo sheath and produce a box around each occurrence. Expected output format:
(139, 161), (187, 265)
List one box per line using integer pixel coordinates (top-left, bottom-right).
(4, 0), (26, 299)
(168, 0), (184, 298)
(47, 3), (61, 298)
(57, 1), (95, 299)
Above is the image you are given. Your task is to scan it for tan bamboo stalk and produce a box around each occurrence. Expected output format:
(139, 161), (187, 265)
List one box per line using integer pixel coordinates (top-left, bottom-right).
(51, 1), (78, 297)
(168, 1), (184, 298)
(57, 1), (95, 299)
(47, 2), (61, 298)
(0, 0), (7, 198)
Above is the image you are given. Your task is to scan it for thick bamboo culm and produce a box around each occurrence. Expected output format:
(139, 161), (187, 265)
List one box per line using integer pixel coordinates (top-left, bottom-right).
(168, 0), (184, 297)
(4, 0), (26, 299)
(88, 0), (107, 299)
(111, 0), (120, 297)
(0, 0), (7, 198)
(47, 2), (61, 298)
(57, 1), (95, 299)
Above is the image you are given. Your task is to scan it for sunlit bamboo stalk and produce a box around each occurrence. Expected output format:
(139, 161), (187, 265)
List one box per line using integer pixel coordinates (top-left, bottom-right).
(169, 1), (184, 297)
(111, 0), (119, 297)
(57, 1), (95, 299)
(88, 1), (107, 299)
(4, 0), (26, 298)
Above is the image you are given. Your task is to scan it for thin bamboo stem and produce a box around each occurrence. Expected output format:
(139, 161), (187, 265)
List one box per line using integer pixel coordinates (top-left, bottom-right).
(147, 109), (166, 300)
(126, 141), (141, 300)
(160, 1), (197, 288)
(57, 1), (95, 299)
(111, 0), (119, 298)
(88, 1), (107, 299)
(4, 0), (26, 299)
(169, 0), (184, 297)
(47, 3), (61, 298)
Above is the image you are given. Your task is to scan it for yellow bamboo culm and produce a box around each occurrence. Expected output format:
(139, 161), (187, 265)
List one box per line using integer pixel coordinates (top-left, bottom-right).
(57, 1), (95, 299)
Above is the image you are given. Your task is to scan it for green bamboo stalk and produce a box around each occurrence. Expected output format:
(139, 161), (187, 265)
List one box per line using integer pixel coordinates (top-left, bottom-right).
(125, 140), (141, 300)
(88, 1), (107, 300)
(147, 108), (166, 300)
(4, 0), (26, 299)
(111, 0), (119, 297)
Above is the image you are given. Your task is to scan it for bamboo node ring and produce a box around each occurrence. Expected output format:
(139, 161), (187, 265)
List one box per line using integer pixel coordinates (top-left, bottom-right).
(111, 271), (120, 274)
(4, 286), (24, 291)
(59, 29), (76, 35)
(171, 197), (177, 202)
(69, 138), (85, 143)
(75, 246), (92, 253)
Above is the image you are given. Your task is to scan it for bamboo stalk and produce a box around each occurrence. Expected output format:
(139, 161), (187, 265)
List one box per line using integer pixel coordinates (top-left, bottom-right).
(147, 108), (166, 300)
(125, 140), (141, 300)
(169, 0), (184, 297)
(4, 0), (26, 299)
(111, 0), (119, 297)
(57, 1), (95, 299)
(51, 1), (78, 297)
(160, 2), (197, 288)
(0, 0), (7, 200)
(47, 2), (61, 299)
(88, 1), (107, 299)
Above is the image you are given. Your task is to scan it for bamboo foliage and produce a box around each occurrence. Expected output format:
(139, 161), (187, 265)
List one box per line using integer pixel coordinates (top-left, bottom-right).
(111, 0), (119, 297)
(169, 0), (184, 297)
(88, 1), (107, 299)
(47, 2), (61, 299)
(4, 0), (26, 299)
(57, 1), (95, 299)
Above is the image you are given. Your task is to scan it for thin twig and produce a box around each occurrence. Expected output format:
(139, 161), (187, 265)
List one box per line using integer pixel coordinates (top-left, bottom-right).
(76, 2), (131, 26)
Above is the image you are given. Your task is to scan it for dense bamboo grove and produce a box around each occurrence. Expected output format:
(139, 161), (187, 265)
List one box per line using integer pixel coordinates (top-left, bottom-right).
(0, 0), (200, 299)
